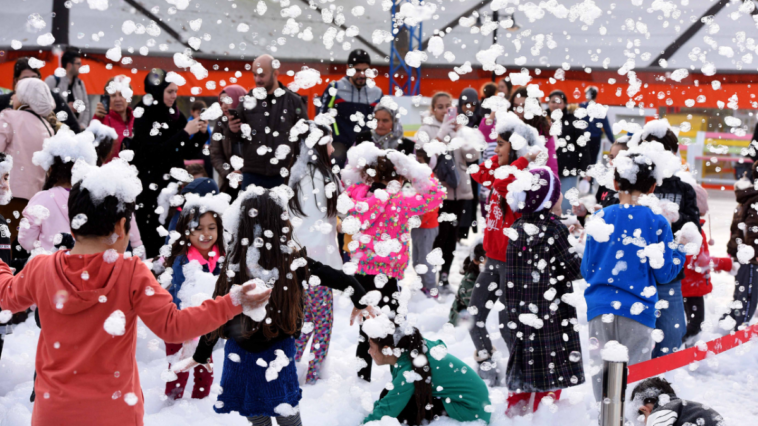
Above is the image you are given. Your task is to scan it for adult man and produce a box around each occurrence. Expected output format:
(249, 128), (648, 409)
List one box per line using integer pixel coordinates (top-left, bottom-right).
(318, 49), (383, 166)
(0, 58), (81, 132)
(579, 86), (614, 167)
(44, 48), (90, 128)
(224, 54), (308, 189)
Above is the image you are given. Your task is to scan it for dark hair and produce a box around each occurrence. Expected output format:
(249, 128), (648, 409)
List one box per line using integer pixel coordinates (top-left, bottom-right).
(94, 138), (115, 166)
(43, 158), (74, 191)
(461, 242), (486, 276)
(287, 124), (341, 218)
(191, 100), (207, 112)
(509, 86), (551, 136)
(68, 182), (134, 238)
(361, 156), (398, 185)
(186, 163), (208, 178)
(613, 153), (657, 193)
(643, 129), (679, 154)
(481, 82), (498, 99)
(211, 194), (304, 341)
(631, 377), (676, 403)
(496, 131), (519, 165)
(13, 58), (41, 82)
(500, 78), (513, 96)
(415, 149), (431, 165)
(165, 209), (225, 272)
(370, 328), (433, 426)
(61, 48), (81, 69)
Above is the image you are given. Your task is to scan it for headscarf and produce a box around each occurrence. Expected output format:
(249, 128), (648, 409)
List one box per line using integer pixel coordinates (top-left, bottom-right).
(457, 87), (482, 128)
(219, 84), (247, 110)
(371, 104), (404, 150)
(143, 68), (180, 120)
(15, 78), (55, 116)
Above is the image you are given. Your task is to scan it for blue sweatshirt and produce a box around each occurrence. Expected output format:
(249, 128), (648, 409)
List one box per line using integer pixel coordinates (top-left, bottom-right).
(581, 204), (685, 328)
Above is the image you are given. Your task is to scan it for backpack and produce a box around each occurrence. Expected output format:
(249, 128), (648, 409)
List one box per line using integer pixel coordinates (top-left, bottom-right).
(434, 152), (459, 189)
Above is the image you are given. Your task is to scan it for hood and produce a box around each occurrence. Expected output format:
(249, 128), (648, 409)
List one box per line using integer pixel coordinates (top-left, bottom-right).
(736, 186), (758, 205)
(50, 250), (126, 315)
(220, 85), (247, 110)
(182, 177), (219, 196)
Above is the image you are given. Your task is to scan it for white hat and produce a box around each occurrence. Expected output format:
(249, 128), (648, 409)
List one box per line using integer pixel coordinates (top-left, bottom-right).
(16, 78), (55, 117)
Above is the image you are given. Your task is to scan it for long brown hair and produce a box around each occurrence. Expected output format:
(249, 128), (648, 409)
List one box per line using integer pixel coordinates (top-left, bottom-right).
(42, 157), (74, 190)
(361, 156), (398, 185)
(287, 123), (341, 218)
(212, 192), (304, 340)
(164, 209), (225, 271)
(509, 86), (551, 136)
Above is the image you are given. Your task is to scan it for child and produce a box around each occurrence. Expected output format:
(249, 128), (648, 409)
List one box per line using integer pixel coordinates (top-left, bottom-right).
(178, 185), (375, 425)
(340, 142), (445, 382)
(631, 377), (724, 426)
(581, 151), (688, 401)
(0, 153), (25, 360)
(411, 149), (440, 298)
(162, 192), (230, 400)
(503, 168), (584, 415)
(287, 121), (343, 383)
(467, 111), (542, 384)
(448, 240), (485, 325)
(161, 177), (221, 243)
(362, 316), (491, 425)
(0, 157), (270, 426)
(682, 185), (733, 345)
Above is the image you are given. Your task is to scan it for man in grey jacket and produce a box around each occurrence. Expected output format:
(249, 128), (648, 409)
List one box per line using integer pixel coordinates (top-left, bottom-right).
(44, 48), (90, 128)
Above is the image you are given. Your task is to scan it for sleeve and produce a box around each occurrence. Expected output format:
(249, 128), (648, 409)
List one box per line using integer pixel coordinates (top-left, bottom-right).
(470, 155), (500, 186)
(743, 204), (758, 261)
(344, 184), (389, 226)
(209, 124), (229, 176)
(553, 223), (583, 282)
(362, 365), (416, 423)
(318, 82), (335, 115)
(193, 332), (220, 364)
(17, 196), (43, 252)
(297, 95), (309, 121)
(399, 177), (445, 216)
(169, 257), (185, 306)
(602, 117), (615, 143)
(128, 214), (143, 249)
(0, 112), (12, 152)
(307, 257), (367, 308)
(130, 260), (242, 343)
(491, 156), (530, 197)
(133, 122), (191, 159)
(478, 117), (496, 142)
(712, 256), (733, 273)
(646, 409), (677, 426)
(652, 219), (687, 285)
(53, 93), (81, 133)
(0, 257), (38, 312)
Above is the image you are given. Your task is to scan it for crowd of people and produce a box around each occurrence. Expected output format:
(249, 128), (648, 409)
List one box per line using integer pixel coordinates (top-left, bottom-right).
(0, 47), (741, 426)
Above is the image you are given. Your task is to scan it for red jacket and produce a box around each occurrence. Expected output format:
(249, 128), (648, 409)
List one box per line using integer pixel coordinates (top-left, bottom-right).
(92, 107), (135, 163)
(682, 223), (733, 298)
(470, 155), (528, 261)
(0, 251), (242, 426)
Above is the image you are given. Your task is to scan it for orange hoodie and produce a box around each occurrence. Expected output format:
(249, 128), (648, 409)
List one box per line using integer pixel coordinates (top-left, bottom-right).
(0, 251), (242, 426)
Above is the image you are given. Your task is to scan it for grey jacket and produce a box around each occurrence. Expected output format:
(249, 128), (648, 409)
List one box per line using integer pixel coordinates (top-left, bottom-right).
(44, 74), (90, 128)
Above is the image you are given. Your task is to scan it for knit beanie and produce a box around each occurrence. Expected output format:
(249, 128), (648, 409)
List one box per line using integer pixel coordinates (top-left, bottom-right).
(516, 168), (562, 214)
(15, 78), (55, 116)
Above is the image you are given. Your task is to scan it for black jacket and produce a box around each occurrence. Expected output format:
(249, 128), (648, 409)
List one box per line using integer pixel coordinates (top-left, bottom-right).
(647, 396), (723, 426)
(224, 82), (308, 177)
(193, 257), (367, 362)
(654, 176), (700, 283)
(555, 111), (591, 176)
(0, 91), (81, 133)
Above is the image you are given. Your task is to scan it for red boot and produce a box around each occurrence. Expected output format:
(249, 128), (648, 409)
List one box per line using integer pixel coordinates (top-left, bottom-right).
(506, 392), (532, 417)
(533, 390), (561, 412)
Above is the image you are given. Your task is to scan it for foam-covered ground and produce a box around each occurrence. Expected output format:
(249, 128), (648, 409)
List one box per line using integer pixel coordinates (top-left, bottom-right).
(1, 189), (757, 425)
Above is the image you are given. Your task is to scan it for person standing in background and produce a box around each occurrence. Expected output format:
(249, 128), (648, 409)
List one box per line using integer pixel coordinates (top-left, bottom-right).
(355, 104), (414, 154)
(457, 88), (482, 239)
(44, 48), (90, 129)
(579, 86), (614, 167)
(209, 84), (247, 195)
(91, 75), (134, 163)
(318, 49), (383, 167)
(548, 90), (591, 212)
(187, 100), (213, 178)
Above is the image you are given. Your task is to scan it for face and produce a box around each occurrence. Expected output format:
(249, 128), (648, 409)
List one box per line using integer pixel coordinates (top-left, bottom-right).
(548, 95), (565, 112)
(349, 64), (369, 89)
(254, 63), (278, 92)
(374, 110), (393, 136)
(0, 172), (11, 205)
(14, 69), (40, 88)
(432, 96), (452, 122)
(494, 136), (513, 166)
(191, 110), (201, 119)
(188, 213), (218, 253)
(163, 83), (179, 107)
(326, 141), (335, 157)
(608, 144), (625, 165)
(220, 93), (232, 115)
(512, 96), (526, 119)
(109, 91), (127, 114)
(497, 80), (510, 97)
(67, 57), (83, 77)
(461, 99), (477, 115)
(368, 340), (394, 366)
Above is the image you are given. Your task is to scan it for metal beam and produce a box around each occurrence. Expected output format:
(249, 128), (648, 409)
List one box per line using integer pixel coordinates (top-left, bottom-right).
(420, 0), (494, 51)
(123, 0), (195, 51)
(649, 0), (730, 67)
(52, 0), (70, 47)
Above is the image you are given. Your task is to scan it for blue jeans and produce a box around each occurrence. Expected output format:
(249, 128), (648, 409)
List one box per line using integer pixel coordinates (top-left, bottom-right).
(652, 281), (686, 358)
(560, 176), (578, 213)
(241, 172), (284, 190)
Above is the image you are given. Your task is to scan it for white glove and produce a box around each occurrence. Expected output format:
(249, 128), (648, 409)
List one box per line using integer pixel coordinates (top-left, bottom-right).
(436, 116), (457, 142)
(578, 179), (591, 194)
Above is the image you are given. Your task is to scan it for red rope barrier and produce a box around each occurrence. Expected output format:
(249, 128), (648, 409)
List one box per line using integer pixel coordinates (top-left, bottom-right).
(627, 323), (758, 383)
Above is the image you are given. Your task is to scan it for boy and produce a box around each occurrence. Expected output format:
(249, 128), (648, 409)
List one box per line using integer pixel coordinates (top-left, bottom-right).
(412, 149), (441, 297)
(632, 377), (724, 426)
(581, 152), (688, 401)
(188, 100), (213, 177)
(0, 158), (269, 426)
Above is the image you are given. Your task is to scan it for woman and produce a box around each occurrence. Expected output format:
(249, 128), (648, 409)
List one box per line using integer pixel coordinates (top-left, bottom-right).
(457, 88), (482, 239)
(0, 78), (56, 240)
(498, 77), (513, 99)
(548, 89), (591, 212)
(209, 84), (247, 195)
(510, 86), (558, 176)
(131, 68), (207, 258)
(355, 104), (414, 154)
(91, 75), (134, 163)
(416, 92), (483, 290)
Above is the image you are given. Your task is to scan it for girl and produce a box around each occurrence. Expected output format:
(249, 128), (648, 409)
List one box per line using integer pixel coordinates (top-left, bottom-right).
(510, 86), (559, 177)
(468, 112), (542, 385)
(287, 120), (342, 383)
(362, 316), (491, 425)
(209, 84), (247, 195)
(416, 92), (483, 290)
(448, 241), (485, 325)
(340, 143), (445, 382)
(503, 168), (584, 416)
(163, 191), (230, 400)
(176, 186), (375, 425)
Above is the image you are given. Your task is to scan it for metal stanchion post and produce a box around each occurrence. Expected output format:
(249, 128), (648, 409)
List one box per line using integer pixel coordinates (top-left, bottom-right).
(600, 360), (628, 426)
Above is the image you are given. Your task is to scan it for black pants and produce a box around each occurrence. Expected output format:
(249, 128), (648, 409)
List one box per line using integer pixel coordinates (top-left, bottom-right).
(727, 263), (758, 330)
(433, 199), (466, 277)
(379, 388), (447, 426)
(683, 296), (704, 343)
(355, 273), (399, 382)
(135, 190), (164, 259)
(588, 136), (602, 166)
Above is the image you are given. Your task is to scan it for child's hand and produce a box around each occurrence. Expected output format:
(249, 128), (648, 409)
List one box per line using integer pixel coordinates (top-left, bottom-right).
(638, 404), (653, 423)
(350, 305), (379, 326)
(239, 281), (272, 309)
(171, 357), (213, 374)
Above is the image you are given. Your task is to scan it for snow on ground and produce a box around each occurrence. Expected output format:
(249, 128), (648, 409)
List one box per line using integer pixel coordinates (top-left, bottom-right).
(1, 189), (757, 425)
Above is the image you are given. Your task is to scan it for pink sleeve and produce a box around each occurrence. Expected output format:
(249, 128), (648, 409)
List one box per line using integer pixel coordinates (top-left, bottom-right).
(0, 257), (37, 313)
(128, 214), (143, 249)
(345, 184), (389, 224)
(130, 260), (243, 343)
(400, 178), (445, 215)
(0, 112), (12, 152)
(18, 194), (44, 252)
(545, 136), (559, 177)
(478, 117), (496, 143)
